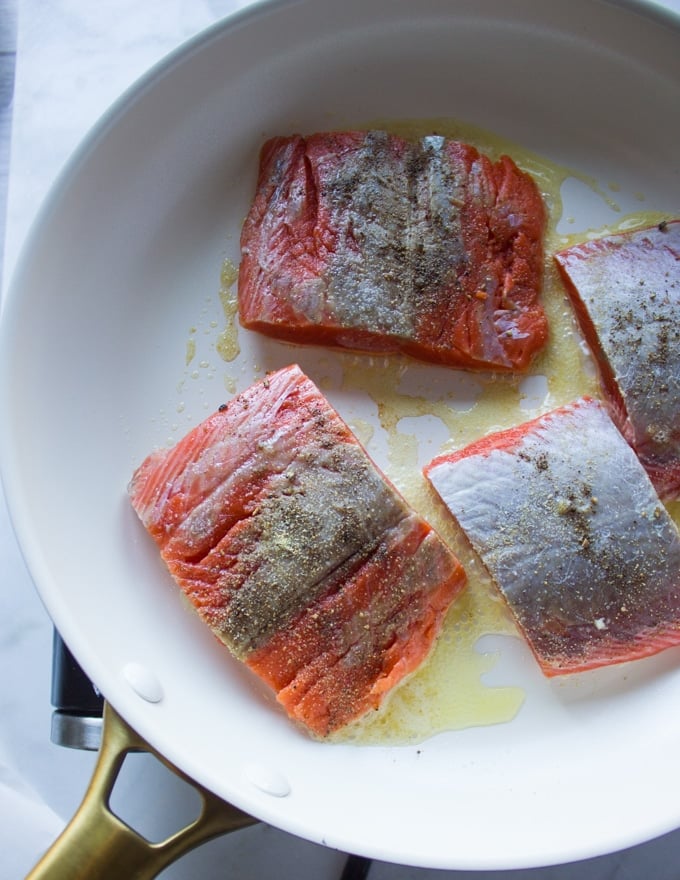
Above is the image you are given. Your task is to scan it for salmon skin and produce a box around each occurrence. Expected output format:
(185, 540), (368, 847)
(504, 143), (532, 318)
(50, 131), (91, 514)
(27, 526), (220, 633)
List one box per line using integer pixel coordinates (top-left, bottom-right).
(424, 397), (680, 676)
(129, 365), (466, 737)
(554, 220), (680, 500)
(239, 131), (548, 372)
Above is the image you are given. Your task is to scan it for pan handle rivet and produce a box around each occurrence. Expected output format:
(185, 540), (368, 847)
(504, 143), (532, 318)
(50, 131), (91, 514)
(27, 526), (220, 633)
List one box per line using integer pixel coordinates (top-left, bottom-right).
(122, 662), (164, 703)
(244, 762), (291, 797)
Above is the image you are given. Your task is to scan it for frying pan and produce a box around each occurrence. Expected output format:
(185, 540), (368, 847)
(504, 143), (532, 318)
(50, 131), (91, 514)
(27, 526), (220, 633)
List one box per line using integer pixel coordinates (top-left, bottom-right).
(2, 0), (680, 872)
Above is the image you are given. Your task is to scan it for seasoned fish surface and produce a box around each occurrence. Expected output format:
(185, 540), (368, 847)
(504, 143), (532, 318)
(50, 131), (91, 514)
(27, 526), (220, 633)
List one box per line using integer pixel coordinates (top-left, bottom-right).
(555, 220), (680, 499)
(425, 397), (680, 676)
(239, 131), (548, 371)
(129, 364), (466, 737)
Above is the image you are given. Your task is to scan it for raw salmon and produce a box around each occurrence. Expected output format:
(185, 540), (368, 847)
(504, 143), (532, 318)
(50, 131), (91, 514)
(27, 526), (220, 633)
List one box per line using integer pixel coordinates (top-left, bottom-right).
(554, 220), (680, 499)
(129, 364), (466, 737)
(424, 397), (680, 676)
(239, 131), (548, 371)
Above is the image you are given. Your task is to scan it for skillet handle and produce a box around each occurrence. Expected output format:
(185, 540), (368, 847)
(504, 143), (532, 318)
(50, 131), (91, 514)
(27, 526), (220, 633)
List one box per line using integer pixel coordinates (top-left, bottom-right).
(27, 702), (258, 880)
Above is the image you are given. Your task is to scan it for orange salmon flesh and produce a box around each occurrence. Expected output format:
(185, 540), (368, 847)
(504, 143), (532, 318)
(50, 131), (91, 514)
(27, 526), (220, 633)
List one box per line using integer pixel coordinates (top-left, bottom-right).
(239, 131), (548, 372)
(129, 365), (466, 737)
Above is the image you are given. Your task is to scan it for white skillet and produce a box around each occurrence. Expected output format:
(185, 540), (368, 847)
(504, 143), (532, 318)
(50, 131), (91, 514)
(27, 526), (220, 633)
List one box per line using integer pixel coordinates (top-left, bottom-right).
(1, 0), (680, 870)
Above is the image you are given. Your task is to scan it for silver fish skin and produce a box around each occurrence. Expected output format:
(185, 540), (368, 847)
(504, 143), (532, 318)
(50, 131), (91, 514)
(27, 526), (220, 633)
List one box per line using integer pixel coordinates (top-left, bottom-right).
(554, 221), (680, 500)
(424, 397), (680, 675)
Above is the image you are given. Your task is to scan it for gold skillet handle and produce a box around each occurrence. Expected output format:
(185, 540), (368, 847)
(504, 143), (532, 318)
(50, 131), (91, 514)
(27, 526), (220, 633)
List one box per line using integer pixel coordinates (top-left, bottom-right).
(27, 702), (258, 880)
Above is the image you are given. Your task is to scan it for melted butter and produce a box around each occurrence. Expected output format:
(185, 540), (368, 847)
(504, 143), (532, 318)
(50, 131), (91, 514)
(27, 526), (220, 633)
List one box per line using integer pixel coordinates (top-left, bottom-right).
(347, 416), (375, 448)
(216, 259), (240, 362)
(185, 337), (196, 366)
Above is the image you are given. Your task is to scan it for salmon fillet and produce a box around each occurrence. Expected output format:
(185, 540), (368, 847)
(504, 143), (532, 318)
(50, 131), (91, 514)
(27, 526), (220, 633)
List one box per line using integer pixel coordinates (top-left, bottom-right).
(239, 131), (548, 371)
(424, 397), (680, 676)
(554, 220), (680, 500)
(129, 364), (466, 737)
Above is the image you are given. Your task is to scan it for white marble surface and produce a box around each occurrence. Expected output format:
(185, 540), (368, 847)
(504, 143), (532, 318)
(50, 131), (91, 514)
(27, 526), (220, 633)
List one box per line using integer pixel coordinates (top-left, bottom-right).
(1, 1), (680, 878)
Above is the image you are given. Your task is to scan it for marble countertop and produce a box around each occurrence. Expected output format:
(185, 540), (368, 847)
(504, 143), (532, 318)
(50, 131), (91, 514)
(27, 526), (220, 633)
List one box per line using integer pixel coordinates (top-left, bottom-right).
(1, 1), (680, 878)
